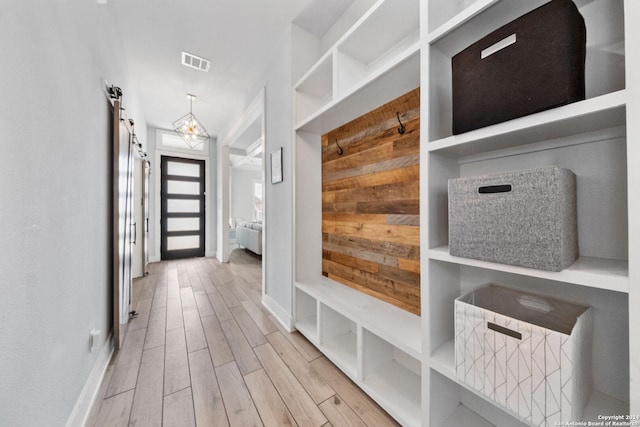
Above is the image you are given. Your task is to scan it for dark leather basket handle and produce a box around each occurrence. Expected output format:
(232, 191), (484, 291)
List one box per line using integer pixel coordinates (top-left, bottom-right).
(488, 322), (522, 340)
(478, 184), (512, 194)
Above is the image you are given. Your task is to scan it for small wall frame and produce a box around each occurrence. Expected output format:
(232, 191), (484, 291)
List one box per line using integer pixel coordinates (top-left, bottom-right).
(270, 147), (283, 184)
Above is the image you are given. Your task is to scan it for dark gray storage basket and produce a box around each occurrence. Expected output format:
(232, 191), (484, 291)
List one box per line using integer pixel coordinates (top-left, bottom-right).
(448, 166), (578, 271)
(451, 0), (586, 134)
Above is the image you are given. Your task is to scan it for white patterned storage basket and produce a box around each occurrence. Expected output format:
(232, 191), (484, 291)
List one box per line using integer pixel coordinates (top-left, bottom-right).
(455, 284), (592, 427)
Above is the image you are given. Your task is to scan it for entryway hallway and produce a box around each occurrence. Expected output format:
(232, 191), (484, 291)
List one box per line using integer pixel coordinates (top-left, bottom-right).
(86, 250), (398, 426)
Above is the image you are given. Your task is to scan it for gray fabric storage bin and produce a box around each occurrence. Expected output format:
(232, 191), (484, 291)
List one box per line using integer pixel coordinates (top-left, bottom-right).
(448, 166), (578, 271)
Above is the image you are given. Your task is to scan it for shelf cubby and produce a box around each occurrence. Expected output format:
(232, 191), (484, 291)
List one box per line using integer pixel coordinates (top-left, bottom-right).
(296, 47), (420, 134)
(295, 278), (421, 360)
(426, 261), (631, 422)
(426, 91), (626, 156)
(426, 129), (629, 287)
(294, 288), (318, 342)
(294, 52), (334, 125)
(361, 328), (421, 427)
(293, 0), (420, 133)
(426, 0), (626, 142)
(429, 369), (525, 427)
(335, 0), (419, 98)
(430, 340), (629, 425)
(319, 303), (358, 377)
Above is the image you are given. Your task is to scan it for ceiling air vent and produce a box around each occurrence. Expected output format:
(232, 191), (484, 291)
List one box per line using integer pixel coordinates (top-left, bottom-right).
(181, 51), (210, 72)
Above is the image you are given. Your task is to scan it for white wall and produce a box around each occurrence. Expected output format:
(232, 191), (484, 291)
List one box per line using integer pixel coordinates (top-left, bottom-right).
(261, 28), (295, 325)
(225, 25), (295, 325)
(231, 168), (262, 223)
(0, 2), (146, 426)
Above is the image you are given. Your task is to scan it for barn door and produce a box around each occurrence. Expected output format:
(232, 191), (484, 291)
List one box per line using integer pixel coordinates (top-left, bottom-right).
(111, 99), (135, 351)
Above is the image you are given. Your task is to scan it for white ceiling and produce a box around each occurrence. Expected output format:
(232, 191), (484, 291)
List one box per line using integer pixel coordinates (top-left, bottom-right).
(111, 0), (308, 140)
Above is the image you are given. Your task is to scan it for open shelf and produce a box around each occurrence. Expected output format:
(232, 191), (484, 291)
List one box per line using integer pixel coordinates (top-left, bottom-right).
(427, 0), (550, 52)
(426, 0), (626, 142)
(294, 287), (318, 342)
(293, 0), (420, 134)
(295, 46), (419, 134)
(444, 405), (495, 427)
(294, 52), (334, 125)
(336, 0), (419, 98)
(426, 91), (626, 156)
(428, 246), (629, 293)
(430, 340), (629, 424)
(320, 304), (358, 377)
(296, 278), (421, 359)
(362, 328), (421, 427)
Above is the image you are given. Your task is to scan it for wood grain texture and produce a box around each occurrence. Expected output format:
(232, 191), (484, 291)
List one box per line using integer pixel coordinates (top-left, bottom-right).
(128, 298), (152, 331)
(164, 328), (191, 396)
(220, 318), (262, 375)
(189, 348), (229, 427)
(104, 328), (146, 397)
(92, 253), (400, 427)
(94, 390), (135, 427)
(163, 387), (195, 427)
(266, 331), (335, 404)
(230, 305), (268, 348)
(311, 357), (399, 427)
(242, 300), (278, 336)
(322, 88), (420, 315)
(201, 315), (235, 367)
(244, 369), (297, 427)
(193, 291), (214, 318)
(129, 346), (164, 427)
(319, 395), (367, 427)
(183, 307), (207, 353)
(254, 343), (328, 426)
(268, 315), (323, 362)
(215, 362), (263, 427)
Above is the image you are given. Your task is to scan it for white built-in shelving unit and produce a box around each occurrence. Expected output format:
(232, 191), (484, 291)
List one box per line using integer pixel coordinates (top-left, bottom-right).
(423, 0), (636, 425)
(292, 0), (422, 425)
(292, 0), (638, 425)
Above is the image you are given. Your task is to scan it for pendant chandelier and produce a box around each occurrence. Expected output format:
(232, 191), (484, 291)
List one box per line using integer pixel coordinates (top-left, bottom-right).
(173, 94), (209, 149)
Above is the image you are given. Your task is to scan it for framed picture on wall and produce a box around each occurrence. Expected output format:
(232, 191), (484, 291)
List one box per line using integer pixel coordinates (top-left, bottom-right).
(270, 147), (283, 184)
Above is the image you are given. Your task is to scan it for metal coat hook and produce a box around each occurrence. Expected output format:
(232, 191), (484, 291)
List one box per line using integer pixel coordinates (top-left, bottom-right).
(108, 85), (122, 100)
(336, 139), (344, 156)
(396, 112), (406, 135)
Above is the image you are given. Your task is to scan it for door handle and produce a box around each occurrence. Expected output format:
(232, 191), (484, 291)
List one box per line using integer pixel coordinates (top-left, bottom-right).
(132, 222), (137, 245)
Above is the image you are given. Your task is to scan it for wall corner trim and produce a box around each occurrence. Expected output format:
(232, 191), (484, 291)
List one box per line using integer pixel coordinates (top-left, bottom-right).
(65, 333), (114, 427)
(262, 294), (294, 332)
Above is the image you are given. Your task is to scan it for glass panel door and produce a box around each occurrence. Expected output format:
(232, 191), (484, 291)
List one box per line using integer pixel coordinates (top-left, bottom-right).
(161, 156), (205, 259)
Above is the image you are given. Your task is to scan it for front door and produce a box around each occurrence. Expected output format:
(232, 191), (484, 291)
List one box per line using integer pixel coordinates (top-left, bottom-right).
(160, 156), (205, 259)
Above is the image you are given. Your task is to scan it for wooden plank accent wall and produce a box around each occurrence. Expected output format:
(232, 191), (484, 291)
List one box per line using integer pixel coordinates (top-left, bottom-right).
(321, 88), (420, 315)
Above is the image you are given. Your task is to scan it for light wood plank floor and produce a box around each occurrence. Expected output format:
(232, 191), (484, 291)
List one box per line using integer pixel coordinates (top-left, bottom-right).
(87, 249), (399, 427)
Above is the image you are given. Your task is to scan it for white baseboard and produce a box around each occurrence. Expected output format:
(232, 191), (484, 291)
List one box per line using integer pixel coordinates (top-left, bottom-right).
(262, 294), (293, 332)
(205, 251), (217, 258)
(149, 255), (160, 263)
(65, 333), (114, 427)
